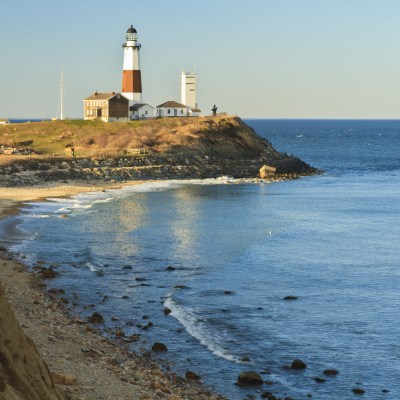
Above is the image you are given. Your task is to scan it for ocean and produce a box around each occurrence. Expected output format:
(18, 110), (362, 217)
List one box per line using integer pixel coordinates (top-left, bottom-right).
(2, 119), (400, 399)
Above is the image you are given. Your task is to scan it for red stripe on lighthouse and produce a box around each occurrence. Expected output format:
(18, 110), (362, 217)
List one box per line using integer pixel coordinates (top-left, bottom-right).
(122, 70), (142, 94)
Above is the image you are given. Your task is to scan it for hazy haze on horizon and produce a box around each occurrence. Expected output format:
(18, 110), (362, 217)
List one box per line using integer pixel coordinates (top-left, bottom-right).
(1, 0), (400, 119)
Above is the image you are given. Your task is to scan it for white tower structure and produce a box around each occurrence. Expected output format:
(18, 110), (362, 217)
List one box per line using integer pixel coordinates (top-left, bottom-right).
(122, 25), (142, 103)
(181, 71), (197, 109)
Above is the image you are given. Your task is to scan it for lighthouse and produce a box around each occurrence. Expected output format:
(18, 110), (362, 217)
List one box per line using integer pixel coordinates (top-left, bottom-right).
(122, 25), (142, 105)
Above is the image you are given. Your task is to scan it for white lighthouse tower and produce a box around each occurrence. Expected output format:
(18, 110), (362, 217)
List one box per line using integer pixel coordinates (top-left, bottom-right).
(122, 25), (142, 105)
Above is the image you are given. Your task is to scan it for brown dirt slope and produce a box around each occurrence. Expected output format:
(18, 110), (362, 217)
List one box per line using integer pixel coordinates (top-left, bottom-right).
(0, 282), (64, 400)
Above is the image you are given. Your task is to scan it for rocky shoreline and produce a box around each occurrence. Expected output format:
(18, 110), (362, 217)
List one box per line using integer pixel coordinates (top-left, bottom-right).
(0, 152), (318, 187)
(0, 250), (228, 400)
(0, 188), (231, 400)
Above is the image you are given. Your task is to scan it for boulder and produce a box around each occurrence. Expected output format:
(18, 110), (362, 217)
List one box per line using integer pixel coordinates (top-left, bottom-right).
(291, 359), (307, 370)
(64, 374), (77, 385)
(164, 307), (172, 315)
(51, 372), (77, 385)
(283, 296), (298, 301)
(39, 268), (57, 279)
(237, 371), (264, 386)
(259, 165), (276, 179)
(352, 388), (365, 395)
(89, 312), (104, 324)
(185, 371), (201, 380)
(323, 369), (339, 376)
(115, 328), (125, 337)
(260, 393), (276, 400)
(152, 342), (168, 352)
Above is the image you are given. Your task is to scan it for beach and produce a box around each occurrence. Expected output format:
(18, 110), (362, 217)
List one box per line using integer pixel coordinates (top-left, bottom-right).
(0, 183), (226, 400)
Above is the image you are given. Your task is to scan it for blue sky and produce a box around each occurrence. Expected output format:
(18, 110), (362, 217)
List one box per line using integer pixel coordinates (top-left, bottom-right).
(1, 0), (400, 118)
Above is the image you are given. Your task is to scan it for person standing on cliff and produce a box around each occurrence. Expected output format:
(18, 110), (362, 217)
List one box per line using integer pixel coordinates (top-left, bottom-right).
(212, 105), (218, 116)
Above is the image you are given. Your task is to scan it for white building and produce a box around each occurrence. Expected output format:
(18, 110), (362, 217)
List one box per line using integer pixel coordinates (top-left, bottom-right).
(181, 71), (196, 109)
(130, 103), (155, 119)
(181, 71), (201, 116)
(156, 101), (188, 117)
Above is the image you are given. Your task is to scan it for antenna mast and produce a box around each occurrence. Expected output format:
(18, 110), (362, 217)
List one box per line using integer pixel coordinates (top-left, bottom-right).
(60, 70), (65, 120)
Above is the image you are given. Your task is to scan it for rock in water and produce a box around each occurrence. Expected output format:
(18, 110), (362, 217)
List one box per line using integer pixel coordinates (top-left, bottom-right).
(323, 369), (339, 376)
(115, 328), (125, 337)
(39, 267), (57, 279)
(152, 342), (168, 352)
(89, 312), (104, 324)
(352, 388), (365, 395)
(185, 371), (201, 380)
(291, 359), (307, 370)
(237, 371), (264, 386)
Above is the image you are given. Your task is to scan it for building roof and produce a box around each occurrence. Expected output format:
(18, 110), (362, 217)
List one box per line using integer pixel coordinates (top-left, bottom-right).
(84, 92), (124, 101)
(127, 25), (137, 33)
(157, 101), (188, 109)
(130, 103), (155, 111)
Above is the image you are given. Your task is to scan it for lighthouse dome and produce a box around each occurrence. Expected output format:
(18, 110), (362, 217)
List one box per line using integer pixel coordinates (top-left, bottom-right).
(127, 26), (137, 34)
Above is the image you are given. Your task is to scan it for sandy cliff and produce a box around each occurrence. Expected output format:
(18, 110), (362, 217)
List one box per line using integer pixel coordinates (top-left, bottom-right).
(0, 282), (63, 400)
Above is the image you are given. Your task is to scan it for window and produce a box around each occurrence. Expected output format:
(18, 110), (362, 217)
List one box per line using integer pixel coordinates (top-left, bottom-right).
(145, 111), (148, 115)
(168, 109), (171, 114)
(181, 109), (184, 114)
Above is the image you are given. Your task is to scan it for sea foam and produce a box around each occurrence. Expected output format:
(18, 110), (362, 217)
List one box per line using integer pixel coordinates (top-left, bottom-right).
(164, 295), (242, 364)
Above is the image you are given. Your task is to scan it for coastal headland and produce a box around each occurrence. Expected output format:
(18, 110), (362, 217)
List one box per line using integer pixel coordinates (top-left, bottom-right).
(0, 116), (317, 186)
(0, 116), (318, 400)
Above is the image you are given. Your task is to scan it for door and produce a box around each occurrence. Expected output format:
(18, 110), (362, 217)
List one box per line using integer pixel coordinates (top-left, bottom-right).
(174, 109), (177, 116)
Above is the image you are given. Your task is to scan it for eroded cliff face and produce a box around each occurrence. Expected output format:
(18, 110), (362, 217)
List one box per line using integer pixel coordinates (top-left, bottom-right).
(0, 283), (64, 400)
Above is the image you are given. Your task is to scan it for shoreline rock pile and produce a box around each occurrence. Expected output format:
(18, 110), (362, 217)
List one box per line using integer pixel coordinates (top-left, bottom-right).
(0, 152), (318, 187)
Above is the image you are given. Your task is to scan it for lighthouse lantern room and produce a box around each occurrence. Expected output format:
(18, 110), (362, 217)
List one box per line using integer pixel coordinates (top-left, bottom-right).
(122, 25), (142, 107)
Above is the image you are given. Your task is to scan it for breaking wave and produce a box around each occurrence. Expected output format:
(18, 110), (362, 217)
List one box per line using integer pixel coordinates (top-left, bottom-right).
(164, 296), (242, 364)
